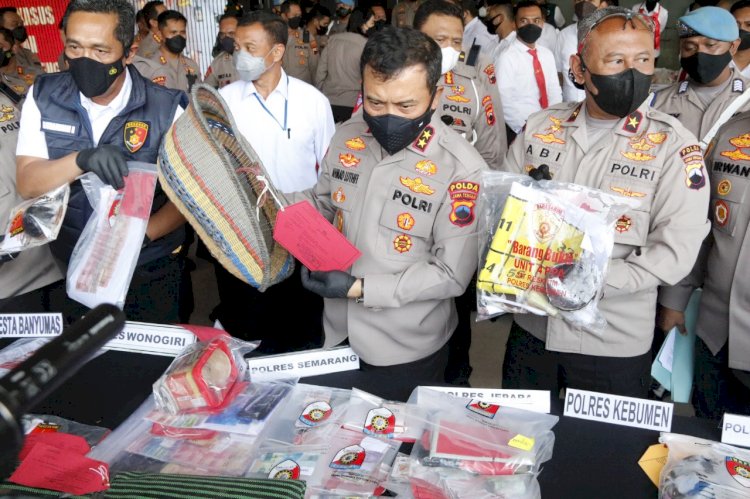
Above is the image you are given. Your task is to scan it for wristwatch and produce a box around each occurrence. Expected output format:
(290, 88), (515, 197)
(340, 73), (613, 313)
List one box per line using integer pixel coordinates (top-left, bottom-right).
(355, 278), (365, 304)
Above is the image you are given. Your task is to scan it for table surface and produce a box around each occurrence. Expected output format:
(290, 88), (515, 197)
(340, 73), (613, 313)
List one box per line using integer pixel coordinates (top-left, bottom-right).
(21, 350), (724, 499)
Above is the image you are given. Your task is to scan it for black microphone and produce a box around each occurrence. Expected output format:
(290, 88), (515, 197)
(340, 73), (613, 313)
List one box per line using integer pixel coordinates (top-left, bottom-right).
(0, 304), (126, 479)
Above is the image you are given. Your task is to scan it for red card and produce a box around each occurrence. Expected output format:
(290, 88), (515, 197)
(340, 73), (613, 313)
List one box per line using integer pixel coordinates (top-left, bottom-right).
(19, 432), (90, 461)
(9, 442), (110, 495)
(273, 201), (361, 271)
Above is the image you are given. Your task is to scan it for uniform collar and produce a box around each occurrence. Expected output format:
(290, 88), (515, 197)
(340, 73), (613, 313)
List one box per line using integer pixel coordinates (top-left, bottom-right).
(562, 99), (651, 138)
(244, 68), (289, 100)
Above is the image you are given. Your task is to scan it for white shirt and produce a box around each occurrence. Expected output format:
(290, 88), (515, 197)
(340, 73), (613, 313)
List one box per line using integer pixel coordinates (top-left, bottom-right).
(17, 67), (183, 159)
(219, 69), (335, 193)
(730, 59), (750, 79)
(489, 30), (516, 63)
(537, 22), (559, 54)
(632, 1), (668, 58)
(495, 38), (562, 133)
(556, 23), (586, 103)
(463, 17), (499, 57)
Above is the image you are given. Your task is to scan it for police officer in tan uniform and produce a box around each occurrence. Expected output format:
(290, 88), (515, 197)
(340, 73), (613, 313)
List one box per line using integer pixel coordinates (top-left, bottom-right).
(0, 8), (42, 74)
(0, 28), (40, 99)
(291, 28), (486, 398)
(204, 14), (239, 89)
(658, 112), (750, 419)
(133, 10), (201, 94)
(415, 0), (507, 169)
(652, 7), (749, 143)
(280, 0), (318, 84)
(0, 87), (64, 313)
(501, 7), (710, 399)
(136, 0), (167, 58)
(414, 0), (506, 385)
(392, 0), (422, 27)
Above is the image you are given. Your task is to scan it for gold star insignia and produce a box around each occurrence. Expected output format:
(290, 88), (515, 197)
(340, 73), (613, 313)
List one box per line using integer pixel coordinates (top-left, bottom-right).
(422, 129), (432, 140)
(627, 116), (639, 129)
(417, 138), (428, 148)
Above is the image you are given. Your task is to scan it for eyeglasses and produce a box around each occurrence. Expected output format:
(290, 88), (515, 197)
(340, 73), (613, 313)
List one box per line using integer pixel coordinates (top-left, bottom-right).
(577, 11), (655, 53)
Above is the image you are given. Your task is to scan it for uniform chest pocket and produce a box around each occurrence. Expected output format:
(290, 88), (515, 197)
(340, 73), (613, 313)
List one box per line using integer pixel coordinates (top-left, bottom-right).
(376, 175), (445, 260)
(711, 177), (748, 237)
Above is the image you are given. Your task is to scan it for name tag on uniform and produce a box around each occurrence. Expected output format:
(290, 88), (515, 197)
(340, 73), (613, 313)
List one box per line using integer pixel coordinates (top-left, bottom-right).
(0, 313), (64, 337)
(722, 413), (750, 448)
(246, 346), (360, 380)
(41, 121), (76, 134)
(423, 386), (551, 413)
(564, 388), (673, 432)
(103, 322), (197, 356)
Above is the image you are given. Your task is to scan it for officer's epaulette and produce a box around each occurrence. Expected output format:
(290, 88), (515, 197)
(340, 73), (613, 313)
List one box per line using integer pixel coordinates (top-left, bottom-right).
(677, 80), (689, 95)
(465, 43), (480, 67)
(0, 81), (21, 105)
(733, 78), (744, 93)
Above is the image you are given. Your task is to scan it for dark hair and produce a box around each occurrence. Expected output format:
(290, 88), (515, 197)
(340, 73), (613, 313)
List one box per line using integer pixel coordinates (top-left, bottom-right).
(238, 11), (289, 46)
(489, 2), (513, 20)
(157, 10), (187, 29)
(514, 0), (544, 19)
(347, 7), (368, 33)
(732, 0), (750, 14)
(63, 0), (135, 55)
(360, 27), (441, 91)
(0, 7), (18, 20)
(142, 1), (164, 22)
(280, 0), (301, 16)
(414, 0), (464, 30)
(460, 0), (478, 18)
(0, 27), (13, 46)
(307, 4), (332, 21)
(219, 13), (239, 24)
(136, 9), (144, 23)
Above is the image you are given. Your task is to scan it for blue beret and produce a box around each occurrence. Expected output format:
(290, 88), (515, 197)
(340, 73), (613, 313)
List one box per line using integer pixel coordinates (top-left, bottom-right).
(339, 0), (355, 7)
(678, 6), (739, 42)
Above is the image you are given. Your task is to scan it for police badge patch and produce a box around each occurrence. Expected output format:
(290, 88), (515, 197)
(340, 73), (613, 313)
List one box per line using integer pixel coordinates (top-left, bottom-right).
(124, 121), (149, 153)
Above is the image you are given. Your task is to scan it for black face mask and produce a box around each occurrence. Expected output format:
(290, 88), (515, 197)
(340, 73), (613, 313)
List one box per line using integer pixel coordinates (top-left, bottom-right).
(482, 15), (500, 35)
(317, 26), (328, 36)
(740, 30), (750, 52)
(517, 24), (542, 44)
(0, 50), (11, 68)
(11, 26), (27, 43)
(586, 66), (653, 118)
(164, 35), (186, 54)
(366, 19), (387, 37)
(680, 51), (732, 84)
(67, 56), (124, 98)
(287, 16), (302, 29)
(336, 7), (351, 18)
(219, 35), (235, 54)
(363, 96), (435, 156)
(574, 1), (596, 20)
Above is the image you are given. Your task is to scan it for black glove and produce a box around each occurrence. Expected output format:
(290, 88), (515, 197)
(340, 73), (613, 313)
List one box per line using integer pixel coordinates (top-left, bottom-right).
(76, 145), (129, 190)
(301, 267), (357, 299)
(0, 234), (19, 263)
(528, 163), (552, 181)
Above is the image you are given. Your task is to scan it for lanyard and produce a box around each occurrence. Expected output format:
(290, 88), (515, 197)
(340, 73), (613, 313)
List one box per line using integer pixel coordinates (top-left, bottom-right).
(253, 75), (290, 138)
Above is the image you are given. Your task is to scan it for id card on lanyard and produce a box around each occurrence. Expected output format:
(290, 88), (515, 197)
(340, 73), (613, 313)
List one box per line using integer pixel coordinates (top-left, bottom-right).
(253, 75), (290, 139)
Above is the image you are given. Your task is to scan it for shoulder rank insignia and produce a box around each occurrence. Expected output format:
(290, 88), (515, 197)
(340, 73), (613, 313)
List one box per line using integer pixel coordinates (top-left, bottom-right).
(622, 110), (643, 134)
(566, 104), (582, 123)
(413, 126), (435, 152)
(733, 78), (744, 93)
(678, 80), (689, 94)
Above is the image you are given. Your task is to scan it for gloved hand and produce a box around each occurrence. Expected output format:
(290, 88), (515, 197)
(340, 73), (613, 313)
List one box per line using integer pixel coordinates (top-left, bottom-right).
(76, 145), (129, 190)
(528, 164), (552, 181)
(301, 267), (357, 299)
(0, 234), (19, 263)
